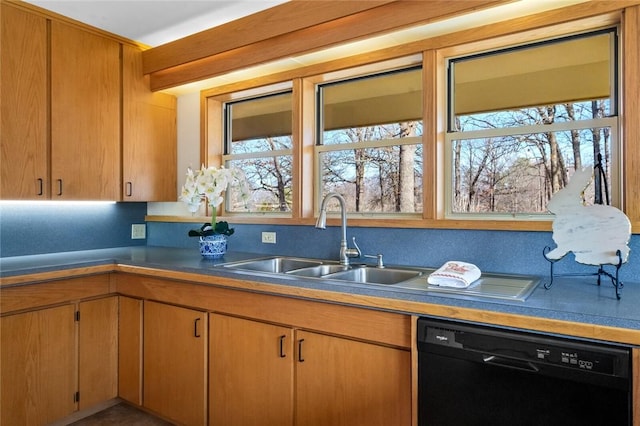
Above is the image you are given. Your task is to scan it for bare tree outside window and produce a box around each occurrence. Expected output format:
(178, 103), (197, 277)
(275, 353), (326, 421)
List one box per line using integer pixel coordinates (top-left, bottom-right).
(320, 123), (423, 214)
(450, 102), (613, 214)
(224, 91), (293, 214)
(227, 136), (293, 212)
(318, 67), (423, 215)
(448, 29), (618, 217)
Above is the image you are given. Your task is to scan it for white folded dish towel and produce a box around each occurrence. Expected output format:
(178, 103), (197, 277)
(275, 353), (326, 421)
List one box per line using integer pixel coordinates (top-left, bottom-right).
(427, 261), (481, 288)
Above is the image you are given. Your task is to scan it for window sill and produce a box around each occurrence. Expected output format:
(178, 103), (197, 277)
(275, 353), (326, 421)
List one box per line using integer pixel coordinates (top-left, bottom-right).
(145, 214), (556, 232)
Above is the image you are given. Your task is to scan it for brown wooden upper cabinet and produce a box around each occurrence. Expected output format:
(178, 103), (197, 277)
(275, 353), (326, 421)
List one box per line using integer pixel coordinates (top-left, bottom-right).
(1, 2), (177, 201)
(122, 45), (177, 202)
(0, 3), (48, 199)
(51, 20), (121, 200)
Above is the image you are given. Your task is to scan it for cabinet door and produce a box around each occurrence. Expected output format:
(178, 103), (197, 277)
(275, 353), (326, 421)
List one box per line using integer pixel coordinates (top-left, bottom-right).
(118, 296), (143, 405)
(1, 304), (76, 426)
(295, 330), (411, 426)
(144, 301), (207, 426)
(0, 3), (48, 199)
(210, 314), (294, 426)
(122, 45), (177, 201)
(50, 21), (120, 200)
(78, 296), (118, 409)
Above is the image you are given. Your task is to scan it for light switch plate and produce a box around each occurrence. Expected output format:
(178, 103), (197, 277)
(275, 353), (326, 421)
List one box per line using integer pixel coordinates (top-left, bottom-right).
(131, 224), (146, 239)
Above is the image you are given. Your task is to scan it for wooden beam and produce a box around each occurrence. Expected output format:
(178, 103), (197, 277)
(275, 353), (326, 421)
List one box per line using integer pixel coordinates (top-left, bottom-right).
(142, 0), (396, 74)
(147, 0), (511, 91)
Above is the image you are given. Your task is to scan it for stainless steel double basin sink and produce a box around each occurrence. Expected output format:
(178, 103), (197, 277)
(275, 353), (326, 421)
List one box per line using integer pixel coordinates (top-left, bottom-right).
(220, 256), (424, 285)
(218, 256), (541, 302)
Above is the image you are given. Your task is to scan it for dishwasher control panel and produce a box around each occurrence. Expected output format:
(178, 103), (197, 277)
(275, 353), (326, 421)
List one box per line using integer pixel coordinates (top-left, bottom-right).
(419, 318), (630, 377)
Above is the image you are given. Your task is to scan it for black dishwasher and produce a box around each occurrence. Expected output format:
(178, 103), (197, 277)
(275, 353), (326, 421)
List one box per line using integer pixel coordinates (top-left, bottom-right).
(417, 317), (632, 426)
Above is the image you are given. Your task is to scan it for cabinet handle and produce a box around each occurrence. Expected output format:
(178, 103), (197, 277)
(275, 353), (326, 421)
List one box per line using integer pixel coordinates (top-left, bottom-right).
(279, 335), (286, 358)
(125, 181), (133, 197)
(37, 178), (44, 196)
(194, 318), (201, 338)
(56, 179), (63, 196)
(298, 339), (305, 363)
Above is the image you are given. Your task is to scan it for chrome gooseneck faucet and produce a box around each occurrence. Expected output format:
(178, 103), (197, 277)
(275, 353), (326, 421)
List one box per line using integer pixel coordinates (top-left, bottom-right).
(315, 192), (361, 266)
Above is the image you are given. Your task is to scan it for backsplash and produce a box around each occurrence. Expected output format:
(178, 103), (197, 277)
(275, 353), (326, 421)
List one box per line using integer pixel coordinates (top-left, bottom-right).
(0, 202), (147, 257)
(2, 204), (637, 282)
(147, 221), (640, 281)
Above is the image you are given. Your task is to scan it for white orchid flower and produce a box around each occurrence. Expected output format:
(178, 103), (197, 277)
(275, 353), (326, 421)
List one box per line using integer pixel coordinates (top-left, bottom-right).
(179, 164), (251, 223)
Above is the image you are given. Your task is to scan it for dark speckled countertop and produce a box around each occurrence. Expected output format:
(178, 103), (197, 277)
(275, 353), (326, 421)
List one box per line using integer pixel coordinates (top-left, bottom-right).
(1, 246), (639, 333)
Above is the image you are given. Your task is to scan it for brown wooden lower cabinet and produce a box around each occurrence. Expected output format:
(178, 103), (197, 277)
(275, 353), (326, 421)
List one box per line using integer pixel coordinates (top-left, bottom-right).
(143, 300), (208, 426)
(210, 313), (295, 426)
(295, 330), (411, 426)
(0, 295), (118, 426)
(209, 313), (411, 426)
(1, 304), (76, 426)
(13, 271), (639, 426)
(78, 297), (119, 409)
(118, 296), (143, 405)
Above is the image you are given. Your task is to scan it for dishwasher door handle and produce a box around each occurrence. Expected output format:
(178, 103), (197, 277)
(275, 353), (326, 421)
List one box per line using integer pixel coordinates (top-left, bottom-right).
(482, 355), (539, 373)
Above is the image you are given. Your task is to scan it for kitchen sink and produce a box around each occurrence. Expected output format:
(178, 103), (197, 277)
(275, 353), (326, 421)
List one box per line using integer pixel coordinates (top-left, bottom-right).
(222, 257), (323, 273)
(324, 267), (422, 285)
(221, 256), (422, 285)
(219, 256), (539, 301)
(223, 256), (422, 285)
(286, 264), (348, 278)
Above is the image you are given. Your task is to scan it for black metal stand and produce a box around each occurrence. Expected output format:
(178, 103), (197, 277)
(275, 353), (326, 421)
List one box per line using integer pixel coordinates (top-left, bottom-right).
(593, 153), (609, 205)
(542, 247), (624, 299)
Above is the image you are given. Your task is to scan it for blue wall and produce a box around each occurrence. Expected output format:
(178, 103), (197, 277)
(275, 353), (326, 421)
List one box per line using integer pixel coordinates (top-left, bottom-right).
(0, 202), (147, 257)
(147, 221), (640, 280)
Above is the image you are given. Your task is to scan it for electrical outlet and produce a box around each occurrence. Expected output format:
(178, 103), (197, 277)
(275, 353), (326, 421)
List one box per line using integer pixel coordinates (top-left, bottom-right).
(261, 231), (276, 244)
(131, 224), (146, 239)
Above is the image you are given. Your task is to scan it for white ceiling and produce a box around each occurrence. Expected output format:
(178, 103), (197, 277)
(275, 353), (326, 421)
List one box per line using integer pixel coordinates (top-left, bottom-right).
(24, 0), (289, 47)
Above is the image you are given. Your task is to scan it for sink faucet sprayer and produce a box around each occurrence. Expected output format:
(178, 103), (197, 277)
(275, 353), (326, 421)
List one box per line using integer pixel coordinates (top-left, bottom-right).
(315, 192), (361, 266)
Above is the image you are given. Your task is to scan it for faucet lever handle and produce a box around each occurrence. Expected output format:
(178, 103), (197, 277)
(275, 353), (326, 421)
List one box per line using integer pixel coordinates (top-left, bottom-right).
(350, 237), (362, 258)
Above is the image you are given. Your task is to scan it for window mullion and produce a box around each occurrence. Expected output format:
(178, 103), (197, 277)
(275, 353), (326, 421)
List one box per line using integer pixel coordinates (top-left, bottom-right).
(315, 136), (422, 153)
(448, 117), (617, 141)
(223, 149), (293, 162)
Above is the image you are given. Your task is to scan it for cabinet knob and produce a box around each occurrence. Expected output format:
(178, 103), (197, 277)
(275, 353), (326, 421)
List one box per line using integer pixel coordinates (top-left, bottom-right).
(37, 178), (44, 196)
(125, 181), (133, 197)
(56, 179), (63, 196)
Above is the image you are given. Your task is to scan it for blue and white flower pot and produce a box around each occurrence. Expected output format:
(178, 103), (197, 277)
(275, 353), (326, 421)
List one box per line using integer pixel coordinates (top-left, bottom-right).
(199, 234), (228, 259)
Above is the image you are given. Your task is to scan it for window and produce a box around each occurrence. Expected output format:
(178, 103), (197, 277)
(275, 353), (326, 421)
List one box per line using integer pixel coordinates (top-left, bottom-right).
(200, 10), (634, 231)
(223, 90), (293, 214)
(316, 67), (423, 215)
(446, 29), (618, 218)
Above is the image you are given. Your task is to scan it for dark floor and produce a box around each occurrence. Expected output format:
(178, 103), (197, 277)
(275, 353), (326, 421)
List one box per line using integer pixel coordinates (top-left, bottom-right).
(69, 403), (173, 425)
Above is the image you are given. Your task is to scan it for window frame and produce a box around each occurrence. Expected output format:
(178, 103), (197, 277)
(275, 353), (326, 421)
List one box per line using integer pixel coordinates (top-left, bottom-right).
(222, 89), (295, 216)
(314, 64), (425, 218)
(442, 28), (621, 220)
(196, 9), (637, 232)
